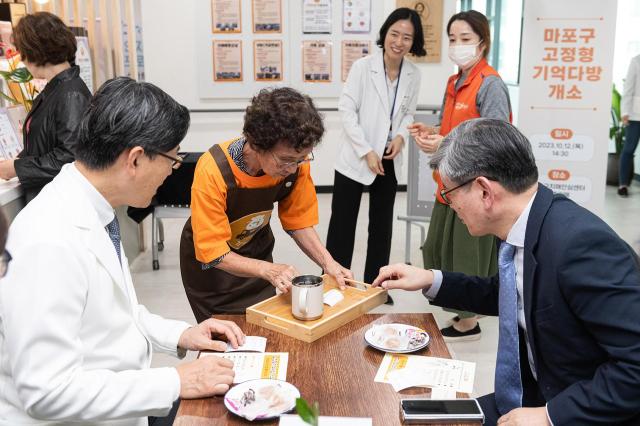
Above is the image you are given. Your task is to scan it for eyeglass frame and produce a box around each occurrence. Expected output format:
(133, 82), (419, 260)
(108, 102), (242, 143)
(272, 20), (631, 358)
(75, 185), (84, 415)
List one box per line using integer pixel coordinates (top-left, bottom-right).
(440, 177), (477, 205)
(154, 151), (186, 169)
(0, 250), (11, 278)
(269, 150), (314, 169)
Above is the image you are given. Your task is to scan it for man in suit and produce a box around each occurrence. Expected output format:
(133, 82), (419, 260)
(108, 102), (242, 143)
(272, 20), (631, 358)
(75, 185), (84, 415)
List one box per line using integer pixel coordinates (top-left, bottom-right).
(0, 77), (245, 425)
(373, 118), (640, 425)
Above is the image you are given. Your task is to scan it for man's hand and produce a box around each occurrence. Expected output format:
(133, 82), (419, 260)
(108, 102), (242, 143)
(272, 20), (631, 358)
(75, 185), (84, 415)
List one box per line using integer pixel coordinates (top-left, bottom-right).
(497, 407), (551, 426)
(0, 159), (16, 180)
(365, 150), (385, 175)
(383, 135), (404, 160)
(176, 356), (235, 399)
(372, 263), (433, 291)
(414, 134), (443, 154)
(622, 114), (630, 126)
(323, 258), (353, 289)
(178, 318), (246, 352)
(261, 262), (299, 293)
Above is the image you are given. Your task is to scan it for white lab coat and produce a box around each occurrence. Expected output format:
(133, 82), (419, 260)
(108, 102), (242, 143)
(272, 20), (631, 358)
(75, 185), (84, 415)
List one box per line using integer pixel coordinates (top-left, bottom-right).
(335, 51), (421, 185)
(0, 164), (191, 425)
(622, 54), (640, 121)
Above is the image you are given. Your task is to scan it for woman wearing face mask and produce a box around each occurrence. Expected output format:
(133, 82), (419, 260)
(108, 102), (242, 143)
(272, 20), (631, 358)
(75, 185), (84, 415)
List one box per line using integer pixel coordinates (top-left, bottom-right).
(326, 8), (425, 294)
(408, 10), (511, 341)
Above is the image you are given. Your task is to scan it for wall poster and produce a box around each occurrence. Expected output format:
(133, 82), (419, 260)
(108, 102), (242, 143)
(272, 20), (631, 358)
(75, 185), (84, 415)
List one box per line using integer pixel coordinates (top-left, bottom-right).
(211, 0), (241, 33)
(254, 40), (283, 81)
(343, 0), (371, 33)
(303, 0), (332, 34)
(341, 40), (371, 81)
(302, 40), (332, 82)
(396, 0), (443, 63)
(213, 40), (243, 82)
(252, 0), (282, 33)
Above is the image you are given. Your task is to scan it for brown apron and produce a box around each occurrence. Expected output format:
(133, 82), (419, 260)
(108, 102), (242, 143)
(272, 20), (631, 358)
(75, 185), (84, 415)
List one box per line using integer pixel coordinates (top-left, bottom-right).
(180, 144), (298, 321)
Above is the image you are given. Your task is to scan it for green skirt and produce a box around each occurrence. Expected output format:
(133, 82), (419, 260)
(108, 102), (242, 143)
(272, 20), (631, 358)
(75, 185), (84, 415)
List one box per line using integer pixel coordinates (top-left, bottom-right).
(422, 201), (498, 319)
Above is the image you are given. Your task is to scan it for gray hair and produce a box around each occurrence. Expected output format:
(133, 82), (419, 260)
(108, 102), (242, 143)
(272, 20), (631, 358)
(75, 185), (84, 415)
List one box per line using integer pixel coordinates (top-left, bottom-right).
(430, 118), (538, 193)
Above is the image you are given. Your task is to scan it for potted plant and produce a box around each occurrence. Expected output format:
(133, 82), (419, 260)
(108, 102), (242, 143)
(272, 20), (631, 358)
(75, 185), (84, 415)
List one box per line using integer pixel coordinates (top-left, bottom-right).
(0, 45), (38, 112)
(606, 84), (633, 186)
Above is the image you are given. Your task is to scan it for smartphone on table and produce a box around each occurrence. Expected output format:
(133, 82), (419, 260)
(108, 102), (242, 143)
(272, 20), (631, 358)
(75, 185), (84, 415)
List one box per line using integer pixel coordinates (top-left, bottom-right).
(400, 398), (484, 424)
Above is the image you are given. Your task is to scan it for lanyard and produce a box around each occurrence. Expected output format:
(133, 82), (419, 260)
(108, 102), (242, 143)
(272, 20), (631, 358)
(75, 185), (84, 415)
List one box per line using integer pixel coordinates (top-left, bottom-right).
(384, 56), (403, 127)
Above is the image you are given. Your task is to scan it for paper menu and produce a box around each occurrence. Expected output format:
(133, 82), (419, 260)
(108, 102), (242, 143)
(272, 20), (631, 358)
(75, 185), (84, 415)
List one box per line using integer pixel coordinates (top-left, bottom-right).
(202, 352), (288, 384)
(225, 336), (267, 353)
(0, 110), (21, 161)
(374, 353), (476, 394)
(279, 414), (372, 425)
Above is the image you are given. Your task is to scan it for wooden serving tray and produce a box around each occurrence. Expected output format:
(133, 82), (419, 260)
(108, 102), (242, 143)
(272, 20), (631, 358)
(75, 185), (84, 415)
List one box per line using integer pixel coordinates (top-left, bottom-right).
(246, 274), (387, 342)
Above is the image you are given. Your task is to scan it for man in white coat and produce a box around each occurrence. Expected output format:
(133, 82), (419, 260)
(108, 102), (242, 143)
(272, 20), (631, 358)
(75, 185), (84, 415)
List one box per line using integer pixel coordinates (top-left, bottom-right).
(0, 77), (245, 425)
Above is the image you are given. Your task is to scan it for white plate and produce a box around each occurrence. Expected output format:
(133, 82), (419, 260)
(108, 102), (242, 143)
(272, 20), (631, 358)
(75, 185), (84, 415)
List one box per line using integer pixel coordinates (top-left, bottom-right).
(364, 323), (430, 353)
(224, 379), (300, 421)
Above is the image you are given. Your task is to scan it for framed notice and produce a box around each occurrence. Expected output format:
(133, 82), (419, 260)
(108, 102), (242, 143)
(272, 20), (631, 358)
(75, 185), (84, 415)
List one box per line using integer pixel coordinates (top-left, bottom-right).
(303, 0), (332, 34)
(252, 0), (282, 33)
(213, 40), (243, 82)
(343, 0), (371, 33)
(341, 40), (371, 81)
(302, 40), (332, 83)
(396, 0), (443, 63)
(254, 40), (283, 81)
(211, 0), (241, 33)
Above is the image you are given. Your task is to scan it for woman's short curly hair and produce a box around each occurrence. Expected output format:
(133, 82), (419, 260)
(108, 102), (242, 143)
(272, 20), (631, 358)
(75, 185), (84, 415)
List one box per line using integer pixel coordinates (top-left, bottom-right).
(243, 87), (324, 152)
(14, 12), (77, 66)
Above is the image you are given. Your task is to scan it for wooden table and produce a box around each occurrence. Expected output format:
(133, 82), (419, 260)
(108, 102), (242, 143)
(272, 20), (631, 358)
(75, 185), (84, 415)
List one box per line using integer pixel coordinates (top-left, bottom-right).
(175, 313), (481, 426)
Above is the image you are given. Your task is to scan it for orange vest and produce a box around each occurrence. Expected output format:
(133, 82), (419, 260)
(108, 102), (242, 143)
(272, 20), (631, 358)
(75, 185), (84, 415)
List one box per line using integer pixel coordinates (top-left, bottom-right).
(434, 58), (510, 204)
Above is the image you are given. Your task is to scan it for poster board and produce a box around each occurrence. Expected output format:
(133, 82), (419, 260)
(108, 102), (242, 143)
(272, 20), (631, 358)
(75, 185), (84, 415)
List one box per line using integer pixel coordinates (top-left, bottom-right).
(396, 0), (443, 63)
(517, 0), (617, 215)
(196, 0), (386, 99)
(406, 112), (439, 218)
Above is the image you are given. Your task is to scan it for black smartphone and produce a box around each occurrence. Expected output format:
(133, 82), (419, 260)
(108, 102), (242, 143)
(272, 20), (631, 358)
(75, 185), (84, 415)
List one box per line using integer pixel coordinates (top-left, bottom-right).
(400, 399), (484, 424)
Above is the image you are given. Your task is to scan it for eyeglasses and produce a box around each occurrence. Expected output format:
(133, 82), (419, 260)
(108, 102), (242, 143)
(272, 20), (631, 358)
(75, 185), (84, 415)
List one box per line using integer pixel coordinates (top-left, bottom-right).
(270, 151), (314, 169)
(0, 250), (11, 278)
(440, 177), (476, 205)
(155, 151), (186, 169)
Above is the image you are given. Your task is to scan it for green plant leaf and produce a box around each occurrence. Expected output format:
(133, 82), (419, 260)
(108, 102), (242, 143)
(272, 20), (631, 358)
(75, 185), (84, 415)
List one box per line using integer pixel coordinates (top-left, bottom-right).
(0, 91), (19, 105)
(296, 398), (319, 426)
(7, 67), (33, 83)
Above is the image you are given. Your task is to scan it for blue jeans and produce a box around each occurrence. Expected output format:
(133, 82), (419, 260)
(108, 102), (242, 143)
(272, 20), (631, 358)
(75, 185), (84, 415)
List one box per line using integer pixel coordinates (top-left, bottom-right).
(620, 121), (640, 186)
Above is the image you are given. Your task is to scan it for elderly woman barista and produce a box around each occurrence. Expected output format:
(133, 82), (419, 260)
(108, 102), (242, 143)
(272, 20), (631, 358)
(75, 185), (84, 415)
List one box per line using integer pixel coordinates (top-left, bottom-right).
(180, 87), (352, 320)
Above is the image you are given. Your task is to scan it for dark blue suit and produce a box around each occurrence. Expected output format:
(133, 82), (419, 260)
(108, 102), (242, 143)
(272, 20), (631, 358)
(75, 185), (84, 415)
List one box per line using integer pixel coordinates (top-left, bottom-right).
(431, 184), (640, 425)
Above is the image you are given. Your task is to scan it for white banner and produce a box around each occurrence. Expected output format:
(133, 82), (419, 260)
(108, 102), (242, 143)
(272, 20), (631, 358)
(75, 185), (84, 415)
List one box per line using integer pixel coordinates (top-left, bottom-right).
(517, 0), (617, 215)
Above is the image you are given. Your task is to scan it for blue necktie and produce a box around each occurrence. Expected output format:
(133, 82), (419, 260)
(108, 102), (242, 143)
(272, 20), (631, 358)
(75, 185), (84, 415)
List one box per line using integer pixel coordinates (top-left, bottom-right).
(105, 216), (122, 265)
(495, 242), (523, 414)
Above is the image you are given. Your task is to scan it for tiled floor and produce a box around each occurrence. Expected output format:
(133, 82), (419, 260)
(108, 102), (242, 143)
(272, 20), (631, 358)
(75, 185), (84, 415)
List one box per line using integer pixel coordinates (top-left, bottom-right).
(130, 185), (640, 399)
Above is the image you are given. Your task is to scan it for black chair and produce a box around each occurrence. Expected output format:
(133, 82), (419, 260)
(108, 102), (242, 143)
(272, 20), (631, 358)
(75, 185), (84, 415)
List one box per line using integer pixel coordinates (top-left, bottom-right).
(151, 152), (200, 270)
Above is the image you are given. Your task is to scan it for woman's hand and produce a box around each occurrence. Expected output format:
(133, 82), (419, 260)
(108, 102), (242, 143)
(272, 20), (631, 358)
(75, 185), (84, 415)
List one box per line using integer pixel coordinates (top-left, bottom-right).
(383, 135), (404, 160)
(408, 122), (438, 139)
(414, 134), (444, 154)
(365, 151), (385, 175)
(0, 160), (17, 180)
(323, 259), (353, 290)
(261, 262), (299, 293)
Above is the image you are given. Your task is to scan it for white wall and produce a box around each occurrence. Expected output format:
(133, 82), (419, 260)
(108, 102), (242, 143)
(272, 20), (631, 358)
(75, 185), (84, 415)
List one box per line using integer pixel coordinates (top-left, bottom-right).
(140, 0), (456, 185)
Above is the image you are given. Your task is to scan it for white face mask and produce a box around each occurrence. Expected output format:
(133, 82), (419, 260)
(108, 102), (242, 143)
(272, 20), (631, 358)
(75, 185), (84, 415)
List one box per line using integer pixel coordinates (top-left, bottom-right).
(448, 43), (480, 68)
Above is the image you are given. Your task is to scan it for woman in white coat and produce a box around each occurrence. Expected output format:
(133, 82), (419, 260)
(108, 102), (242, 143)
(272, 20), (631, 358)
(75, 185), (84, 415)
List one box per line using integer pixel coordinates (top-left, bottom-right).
(326, 8), (425, 292)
